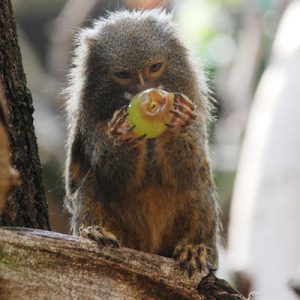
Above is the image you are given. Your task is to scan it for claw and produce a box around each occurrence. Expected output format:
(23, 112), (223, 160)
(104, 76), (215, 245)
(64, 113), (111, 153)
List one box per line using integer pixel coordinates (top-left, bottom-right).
(207, 262), (217, 272)
(124, 133), (146, 146)
(165, 122), (175, 128)
(127, 125), (136, 132)
(137, 134), (147, 141)
(174, 93), (195, 110)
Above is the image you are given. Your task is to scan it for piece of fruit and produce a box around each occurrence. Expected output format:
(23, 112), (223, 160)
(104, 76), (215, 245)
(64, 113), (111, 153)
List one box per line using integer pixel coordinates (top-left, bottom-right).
(127, 88), (174, 138)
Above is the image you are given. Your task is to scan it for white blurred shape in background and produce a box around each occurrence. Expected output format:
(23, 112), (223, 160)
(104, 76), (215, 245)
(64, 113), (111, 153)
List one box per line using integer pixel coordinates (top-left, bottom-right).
(228, 1), (300, 299)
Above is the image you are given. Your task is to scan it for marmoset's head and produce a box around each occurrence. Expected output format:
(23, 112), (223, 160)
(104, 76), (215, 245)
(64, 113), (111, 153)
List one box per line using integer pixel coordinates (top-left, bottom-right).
(68, 9), (205, 120)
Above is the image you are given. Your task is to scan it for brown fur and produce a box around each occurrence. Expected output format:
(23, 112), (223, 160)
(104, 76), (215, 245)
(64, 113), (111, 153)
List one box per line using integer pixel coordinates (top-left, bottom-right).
(64, 9), (219, 276)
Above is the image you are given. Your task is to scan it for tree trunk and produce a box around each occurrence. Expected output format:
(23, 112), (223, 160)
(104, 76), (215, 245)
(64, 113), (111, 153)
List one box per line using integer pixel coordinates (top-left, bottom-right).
(0, 0), (49, 229)
(0, 227), (247, 300)
(228, 2), (300, 299)
(0, 81), (20, 213)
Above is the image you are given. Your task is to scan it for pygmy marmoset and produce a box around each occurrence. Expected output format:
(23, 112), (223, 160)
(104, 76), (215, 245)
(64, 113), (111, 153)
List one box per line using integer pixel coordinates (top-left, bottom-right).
(64, 9), (219, 277)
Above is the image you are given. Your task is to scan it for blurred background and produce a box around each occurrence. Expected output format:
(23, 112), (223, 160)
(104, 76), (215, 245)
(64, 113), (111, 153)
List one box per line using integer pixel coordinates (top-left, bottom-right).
(12, 0), (300, 299)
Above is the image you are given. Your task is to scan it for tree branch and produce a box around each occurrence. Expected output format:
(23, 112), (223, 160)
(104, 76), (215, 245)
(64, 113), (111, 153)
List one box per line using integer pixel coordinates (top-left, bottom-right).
(0, 227), (247, 299)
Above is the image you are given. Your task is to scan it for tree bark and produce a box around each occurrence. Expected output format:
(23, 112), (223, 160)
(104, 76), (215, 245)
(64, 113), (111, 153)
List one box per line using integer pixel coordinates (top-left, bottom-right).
(0, 227), (247, 300)
(0, 81), (20, 213)
(0, 0), (49, 229)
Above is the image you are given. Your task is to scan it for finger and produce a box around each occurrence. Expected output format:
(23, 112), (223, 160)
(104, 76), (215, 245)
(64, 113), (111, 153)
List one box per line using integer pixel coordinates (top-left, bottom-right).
(170, 109), (189, 123)
(174, 103), (193, 113)
(109, 113), (129, 135)
(111, 112), (128, 129)
(173, 104), (197, 121)
(174, 93), (195, 110)
(109, 105), (128, 128)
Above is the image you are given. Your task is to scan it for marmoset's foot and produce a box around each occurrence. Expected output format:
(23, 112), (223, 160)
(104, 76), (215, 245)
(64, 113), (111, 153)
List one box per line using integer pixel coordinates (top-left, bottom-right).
(174, 242), (215, 278)
(80, 225), (119, 248)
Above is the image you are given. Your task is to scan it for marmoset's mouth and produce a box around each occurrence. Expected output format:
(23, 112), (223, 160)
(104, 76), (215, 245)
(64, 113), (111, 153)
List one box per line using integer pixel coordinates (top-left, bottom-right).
(123, 85), (165, 101)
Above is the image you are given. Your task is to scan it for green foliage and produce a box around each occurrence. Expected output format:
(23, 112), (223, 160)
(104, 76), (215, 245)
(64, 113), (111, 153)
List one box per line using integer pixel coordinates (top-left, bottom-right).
(176, 0), (241, 73)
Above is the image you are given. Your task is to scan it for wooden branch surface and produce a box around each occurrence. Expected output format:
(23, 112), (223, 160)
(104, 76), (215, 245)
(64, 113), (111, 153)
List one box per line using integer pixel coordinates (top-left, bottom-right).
(0, 227), (246, 300)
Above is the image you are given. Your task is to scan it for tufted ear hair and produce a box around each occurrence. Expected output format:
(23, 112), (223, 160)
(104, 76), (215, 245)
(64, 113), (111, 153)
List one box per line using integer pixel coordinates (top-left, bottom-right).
(64, 30), (91, 124)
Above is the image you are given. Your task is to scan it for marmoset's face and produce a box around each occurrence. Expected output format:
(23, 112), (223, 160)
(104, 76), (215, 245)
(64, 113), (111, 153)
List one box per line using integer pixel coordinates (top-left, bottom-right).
(84, 12), (194, 119)
(91, 16), (184, 102)
(110, 58), (167, 97)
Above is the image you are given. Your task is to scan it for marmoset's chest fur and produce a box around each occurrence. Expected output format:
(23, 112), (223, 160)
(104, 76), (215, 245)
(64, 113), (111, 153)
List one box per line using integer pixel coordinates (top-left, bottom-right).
(104, 184), (194, 254)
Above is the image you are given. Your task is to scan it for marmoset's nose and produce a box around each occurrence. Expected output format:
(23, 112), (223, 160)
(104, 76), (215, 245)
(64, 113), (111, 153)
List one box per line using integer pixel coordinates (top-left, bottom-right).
(138, 72), (146, 88)
(136, 71), (158, 92)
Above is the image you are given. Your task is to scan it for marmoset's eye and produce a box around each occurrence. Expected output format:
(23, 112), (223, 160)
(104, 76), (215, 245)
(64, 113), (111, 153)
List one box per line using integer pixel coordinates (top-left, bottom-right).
(149, 62), (163, 73)
(114, 71), (132, 79)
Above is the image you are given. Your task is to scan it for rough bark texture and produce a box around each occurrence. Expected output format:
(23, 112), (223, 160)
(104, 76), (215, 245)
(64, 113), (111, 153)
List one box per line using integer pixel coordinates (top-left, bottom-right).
(0, 227), (247, 300)
(0, 0), (49, 228)
(0, 81), (20, 213)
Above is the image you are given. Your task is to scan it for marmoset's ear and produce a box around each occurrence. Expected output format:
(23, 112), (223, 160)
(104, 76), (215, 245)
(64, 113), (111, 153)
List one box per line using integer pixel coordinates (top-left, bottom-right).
(73, 28), (96, 56)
